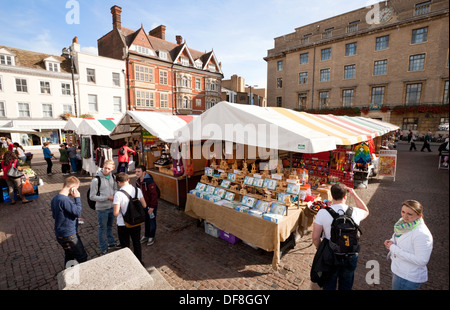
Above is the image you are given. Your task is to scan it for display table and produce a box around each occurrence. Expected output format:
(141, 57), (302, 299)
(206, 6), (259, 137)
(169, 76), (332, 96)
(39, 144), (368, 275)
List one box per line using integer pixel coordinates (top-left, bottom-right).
(185, 193), (304, 270)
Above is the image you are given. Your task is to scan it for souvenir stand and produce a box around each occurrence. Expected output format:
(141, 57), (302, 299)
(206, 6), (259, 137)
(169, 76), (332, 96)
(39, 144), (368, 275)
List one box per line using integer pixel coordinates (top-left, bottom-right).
(109, 111), (199, 207)
(175, 101), (399, 269)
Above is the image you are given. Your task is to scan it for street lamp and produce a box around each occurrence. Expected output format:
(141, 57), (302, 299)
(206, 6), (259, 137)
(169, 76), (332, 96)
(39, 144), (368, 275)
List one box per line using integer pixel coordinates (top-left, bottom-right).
(245, 84), (258, 105)
(62, 47), (78, 117)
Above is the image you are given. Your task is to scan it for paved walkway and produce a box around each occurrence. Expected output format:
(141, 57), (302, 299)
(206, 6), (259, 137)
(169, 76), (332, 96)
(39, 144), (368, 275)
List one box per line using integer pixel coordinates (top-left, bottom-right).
(0, 142), (448, 290)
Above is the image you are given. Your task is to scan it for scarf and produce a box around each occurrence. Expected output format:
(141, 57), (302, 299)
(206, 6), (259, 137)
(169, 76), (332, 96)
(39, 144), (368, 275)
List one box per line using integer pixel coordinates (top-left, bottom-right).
(394, 217), (422, 237)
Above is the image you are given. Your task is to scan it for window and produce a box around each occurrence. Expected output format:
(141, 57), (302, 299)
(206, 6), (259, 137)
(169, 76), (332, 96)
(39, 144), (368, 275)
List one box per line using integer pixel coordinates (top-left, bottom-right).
(412, 27), (428, 44)
(88, 94), (98, 112)
(371, 86), (385, 108)
(443, 81), (449, 104)
(345, 43), (357, 56)
(299, 72), (308, 84)
(344, 65), (355, 79)
(136, 45), (156, 56)
(405, 83), (422, 105)
(42, 104), (53, 118)
(347, 20), (360, 33)
(160, 93), (169, 108)
(195, 99), (202, 108)
(135, 65), (153, 83)
(15, 78), (27, 92)
(86, 68), (96, 83)
(136, 90), (154, 107)
(277, 61), (283, 71)
(0, 101), (5, 117)
(61, 83), (71, 95)
(276, 97), (282, 107)
(47, 62), (59, 72)
(319, 91), (329, 108)
(409, 54), (425, 71)
(321, 48), (331, 61)
(0, 76), (3, 91)
(277, 77), (282, 88)
(320, 68), (330, 82)
(195, 78), (201, 90)
(301, 33), (312, 44)
(415, 1), (431, 16)
(113, 96), (122, 112)
(298, 93), (307, 110)
(402, 117), (418, 130)
(376, 35), (389, 50)
(0, 55), (13, 65)
(342, 89), (354, 107)
(322, 27), (333, 39)
(159, 71), (168, 85)
(63, 104), (72, 114)
(40, 81), (51, 94)
(300, 53), (308, 64)
(112, 73), (120, 87)
(159, 51), (168, 60)
(18, 102), (30, 117)
(374, 60), (388, 75)
(181, 57), (189, 66)
(208, 64), (216, 72)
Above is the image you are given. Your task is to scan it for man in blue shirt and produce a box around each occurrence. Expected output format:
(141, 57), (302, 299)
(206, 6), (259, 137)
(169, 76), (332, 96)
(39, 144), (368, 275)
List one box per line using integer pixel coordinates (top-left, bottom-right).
(51, 176), (88, 267)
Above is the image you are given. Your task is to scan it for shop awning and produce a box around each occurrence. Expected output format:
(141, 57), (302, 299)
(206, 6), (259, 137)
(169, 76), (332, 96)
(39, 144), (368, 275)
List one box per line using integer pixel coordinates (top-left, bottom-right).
(175, 101), (337, 153)
(110, 111), (197, 142)
(76, 119), (117, 136)
(63, 118), (84, 131)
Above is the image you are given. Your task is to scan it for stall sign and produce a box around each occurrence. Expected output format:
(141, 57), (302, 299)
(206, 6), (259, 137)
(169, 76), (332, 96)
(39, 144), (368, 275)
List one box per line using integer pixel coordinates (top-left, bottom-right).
(142, 130), (158, 151)
(378, 150), (397, 180)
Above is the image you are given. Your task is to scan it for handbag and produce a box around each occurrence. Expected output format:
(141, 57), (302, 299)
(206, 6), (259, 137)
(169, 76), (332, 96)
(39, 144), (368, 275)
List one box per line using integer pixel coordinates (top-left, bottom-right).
(7, 160), (24, 179)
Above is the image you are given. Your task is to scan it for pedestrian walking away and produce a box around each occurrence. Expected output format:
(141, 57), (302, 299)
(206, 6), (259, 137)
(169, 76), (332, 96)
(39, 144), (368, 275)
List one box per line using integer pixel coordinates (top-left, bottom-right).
(67, 142), (78, 173)
(421, 130), (432, 152)
(89, 159), (119, 255)
(384, 200), (433, 290)
(312, 183), (369, 290)
(116, 142), (136, 174)
(113, 172), (147, 265)
(50, 176), (88, 267)
(59, 144), (70, 175)
(135, 165), (159, 246)
(409, 132), (417, 151)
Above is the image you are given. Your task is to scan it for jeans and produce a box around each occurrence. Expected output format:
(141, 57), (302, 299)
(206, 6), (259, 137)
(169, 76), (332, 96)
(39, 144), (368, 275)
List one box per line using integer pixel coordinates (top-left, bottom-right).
(45, 158), (53, 174)
(392, 274), (422, 290)
(70, 157), (78, 173)
(117, 225), (142, 263)
(97, 208), (116, 252)
(322, 254), (358, 290)
(56, 233), (88, 267)
(144, 207), (157, 238)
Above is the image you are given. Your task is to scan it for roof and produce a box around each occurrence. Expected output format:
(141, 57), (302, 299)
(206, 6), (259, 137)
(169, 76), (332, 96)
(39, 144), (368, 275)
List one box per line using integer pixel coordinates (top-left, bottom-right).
(0, 45), (72, 74)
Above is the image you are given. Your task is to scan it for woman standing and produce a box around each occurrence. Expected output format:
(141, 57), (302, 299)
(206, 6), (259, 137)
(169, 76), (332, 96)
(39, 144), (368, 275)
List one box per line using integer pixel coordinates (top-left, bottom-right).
(59, 144), (70, 175)
(384, 200), (433, 290)
(1, 150), (32, 204)
(13, 142), (27, 162)
(43, 142), (54, 175)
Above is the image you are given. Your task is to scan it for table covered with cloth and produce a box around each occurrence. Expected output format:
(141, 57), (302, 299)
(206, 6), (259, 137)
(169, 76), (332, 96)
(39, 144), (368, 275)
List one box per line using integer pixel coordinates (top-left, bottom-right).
(185, 193), (307, 270)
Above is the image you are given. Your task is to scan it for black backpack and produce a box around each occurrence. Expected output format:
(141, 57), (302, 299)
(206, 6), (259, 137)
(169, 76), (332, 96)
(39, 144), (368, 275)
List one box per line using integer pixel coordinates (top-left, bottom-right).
(325, 207), (362, 255)
(119, 187), (146, 228)
(87, 176), (101, 210)
(119, 147), (126, 155)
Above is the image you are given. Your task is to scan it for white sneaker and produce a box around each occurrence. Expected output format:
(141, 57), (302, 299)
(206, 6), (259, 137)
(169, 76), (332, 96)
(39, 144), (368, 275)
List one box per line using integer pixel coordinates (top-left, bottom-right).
(140, 236), (149, 244)
(147, 238), (154, 246)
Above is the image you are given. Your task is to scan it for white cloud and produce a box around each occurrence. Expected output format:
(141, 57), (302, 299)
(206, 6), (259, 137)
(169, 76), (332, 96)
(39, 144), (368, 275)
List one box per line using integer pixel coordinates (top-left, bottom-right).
(80, 46), (98, 55)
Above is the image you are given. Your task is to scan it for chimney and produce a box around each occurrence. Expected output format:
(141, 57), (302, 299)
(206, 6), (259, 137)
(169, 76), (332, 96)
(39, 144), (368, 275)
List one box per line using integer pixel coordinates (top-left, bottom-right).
(176, 35), (183, 45)
(111, 5), (122, 30)
(149, 25), (166, 40)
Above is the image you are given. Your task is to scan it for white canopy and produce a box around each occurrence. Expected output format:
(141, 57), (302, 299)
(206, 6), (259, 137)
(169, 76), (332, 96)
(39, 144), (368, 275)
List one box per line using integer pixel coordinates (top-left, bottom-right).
(63, 118), (84, 131)
(76, 119), (117, 136)
(175, 101), (337, 154)
(110, 111), (197, 142)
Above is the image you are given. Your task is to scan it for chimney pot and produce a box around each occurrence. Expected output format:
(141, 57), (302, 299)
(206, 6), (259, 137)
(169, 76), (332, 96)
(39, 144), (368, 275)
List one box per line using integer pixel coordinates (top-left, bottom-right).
(111, 5), (122, 30)
(149, 25), (166, 40)
(176, 35), (183, 45)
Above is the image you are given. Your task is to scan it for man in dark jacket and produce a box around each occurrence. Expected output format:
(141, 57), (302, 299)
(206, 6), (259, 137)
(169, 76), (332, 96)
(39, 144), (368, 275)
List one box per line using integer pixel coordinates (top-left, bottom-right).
(135, 165), (159, 246)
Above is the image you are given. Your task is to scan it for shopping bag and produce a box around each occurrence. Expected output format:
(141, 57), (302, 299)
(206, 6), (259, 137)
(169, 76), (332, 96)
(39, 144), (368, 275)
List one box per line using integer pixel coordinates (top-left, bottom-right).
(22, 179), (34, 195)
(7, 160), (24, 179)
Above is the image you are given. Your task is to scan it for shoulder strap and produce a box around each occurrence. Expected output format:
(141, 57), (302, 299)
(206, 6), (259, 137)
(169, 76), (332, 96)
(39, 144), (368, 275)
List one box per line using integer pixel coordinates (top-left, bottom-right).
(345, 206), (353, 217)
(95, 176), (101, 196)
(119, 189), (132, 200)
(134, 186), (138, 199)
(325, 207), (339, 219)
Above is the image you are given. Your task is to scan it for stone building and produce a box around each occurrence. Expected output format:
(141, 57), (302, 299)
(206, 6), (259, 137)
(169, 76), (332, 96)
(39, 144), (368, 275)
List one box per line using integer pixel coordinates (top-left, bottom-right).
(265, 0), (449, 136)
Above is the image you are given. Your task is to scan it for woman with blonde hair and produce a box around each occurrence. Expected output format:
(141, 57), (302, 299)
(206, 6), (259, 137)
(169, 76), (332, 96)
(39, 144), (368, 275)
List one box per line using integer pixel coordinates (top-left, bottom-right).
(384, 200), (433, 290)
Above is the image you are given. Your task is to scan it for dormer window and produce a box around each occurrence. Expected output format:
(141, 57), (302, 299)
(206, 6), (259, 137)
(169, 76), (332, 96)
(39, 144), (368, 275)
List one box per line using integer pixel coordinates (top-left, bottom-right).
(194, 59), (203, 69)
(208, 64), (216, 72)
(180, 57), (189, 66)
(0, 54), (14, 66)
(47, 62), (59, 72)
(135, 45), (156, 56)
(44, 56), (61, 72)
(159, 51), (168, 60)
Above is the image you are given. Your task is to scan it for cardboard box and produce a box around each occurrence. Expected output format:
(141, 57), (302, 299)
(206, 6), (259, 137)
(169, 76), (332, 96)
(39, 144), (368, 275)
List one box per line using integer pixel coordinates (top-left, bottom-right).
(262, 213), (284, 223)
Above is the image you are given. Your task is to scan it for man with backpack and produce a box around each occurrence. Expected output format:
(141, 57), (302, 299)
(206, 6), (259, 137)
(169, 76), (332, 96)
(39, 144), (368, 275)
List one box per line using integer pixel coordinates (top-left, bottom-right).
(312, 183), (369, 290)
(135, 165), (159, 246)
(113, 172), (147, 265)
(88, 160), (119, 255)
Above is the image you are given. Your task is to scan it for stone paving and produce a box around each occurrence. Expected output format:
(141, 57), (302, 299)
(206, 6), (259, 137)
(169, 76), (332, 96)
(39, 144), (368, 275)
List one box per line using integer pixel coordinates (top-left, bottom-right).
(0, 142), (448, 290)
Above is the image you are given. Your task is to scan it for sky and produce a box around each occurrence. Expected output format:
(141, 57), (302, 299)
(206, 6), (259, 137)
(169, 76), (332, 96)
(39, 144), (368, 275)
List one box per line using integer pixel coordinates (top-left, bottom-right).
(0, 0), (374, 88)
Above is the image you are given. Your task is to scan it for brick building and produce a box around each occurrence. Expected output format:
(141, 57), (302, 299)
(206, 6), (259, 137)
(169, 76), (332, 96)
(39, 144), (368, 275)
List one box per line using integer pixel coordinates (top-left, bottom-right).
(265, 0), (449, 136)
(221, 74), (267, 106)
(98, 5), (223, 115)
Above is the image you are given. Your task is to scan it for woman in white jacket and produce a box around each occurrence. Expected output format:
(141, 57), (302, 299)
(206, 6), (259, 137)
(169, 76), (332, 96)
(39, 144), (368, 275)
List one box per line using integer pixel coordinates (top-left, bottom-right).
(384, 200), (433, 290)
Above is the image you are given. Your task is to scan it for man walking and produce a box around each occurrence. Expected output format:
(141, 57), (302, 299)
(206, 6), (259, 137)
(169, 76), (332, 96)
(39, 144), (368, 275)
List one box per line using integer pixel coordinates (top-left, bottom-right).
(312, 184), (369, 290)
(89, 159), (119, 255)
(67, 142), (78, 173)
(135, 165), (159, 246)
(51, 176), (88, 267)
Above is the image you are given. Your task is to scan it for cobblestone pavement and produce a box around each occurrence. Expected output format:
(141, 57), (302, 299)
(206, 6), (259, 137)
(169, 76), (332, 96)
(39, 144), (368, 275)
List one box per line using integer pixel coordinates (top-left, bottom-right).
(0, 142), (448, 290)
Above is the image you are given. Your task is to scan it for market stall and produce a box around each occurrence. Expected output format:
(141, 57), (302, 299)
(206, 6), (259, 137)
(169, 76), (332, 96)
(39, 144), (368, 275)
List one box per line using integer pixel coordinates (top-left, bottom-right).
(110, 111), (198, 206)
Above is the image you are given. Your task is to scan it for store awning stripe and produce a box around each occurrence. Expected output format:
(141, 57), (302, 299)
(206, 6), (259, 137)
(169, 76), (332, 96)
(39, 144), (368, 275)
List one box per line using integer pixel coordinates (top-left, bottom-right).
(270, 107), (352, 145)
(176, 115), (195, 123)
(356, 117), (398, 132)
(345, 116), (390, 135)
(314, 114), (376, 140)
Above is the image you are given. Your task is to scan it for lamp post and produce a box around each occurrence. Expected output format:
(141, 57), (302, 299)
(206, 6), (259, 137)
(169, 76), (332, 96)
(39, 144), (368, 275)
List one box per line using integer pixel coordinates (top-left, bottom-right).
(62, 47), (78, 117)
(245, 84), (258, 105)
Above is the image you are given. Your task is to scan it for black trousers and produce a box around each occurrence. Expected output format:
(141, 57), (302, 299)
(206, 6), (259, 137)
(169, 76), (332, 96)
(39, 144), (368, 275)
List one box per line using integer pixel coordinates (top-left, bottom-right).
(117, 225), (142, 263)
(45, 158), (53, 174)
(56, 233), (88, 267)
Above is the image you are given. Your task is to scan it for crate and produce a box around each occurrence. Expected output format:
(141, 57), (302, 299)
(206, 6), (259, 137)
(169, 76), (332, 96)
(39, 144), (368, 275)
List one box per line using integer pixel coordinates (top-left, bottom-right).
(220, 230), (240, 244)
(204, 221), (220, 238)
